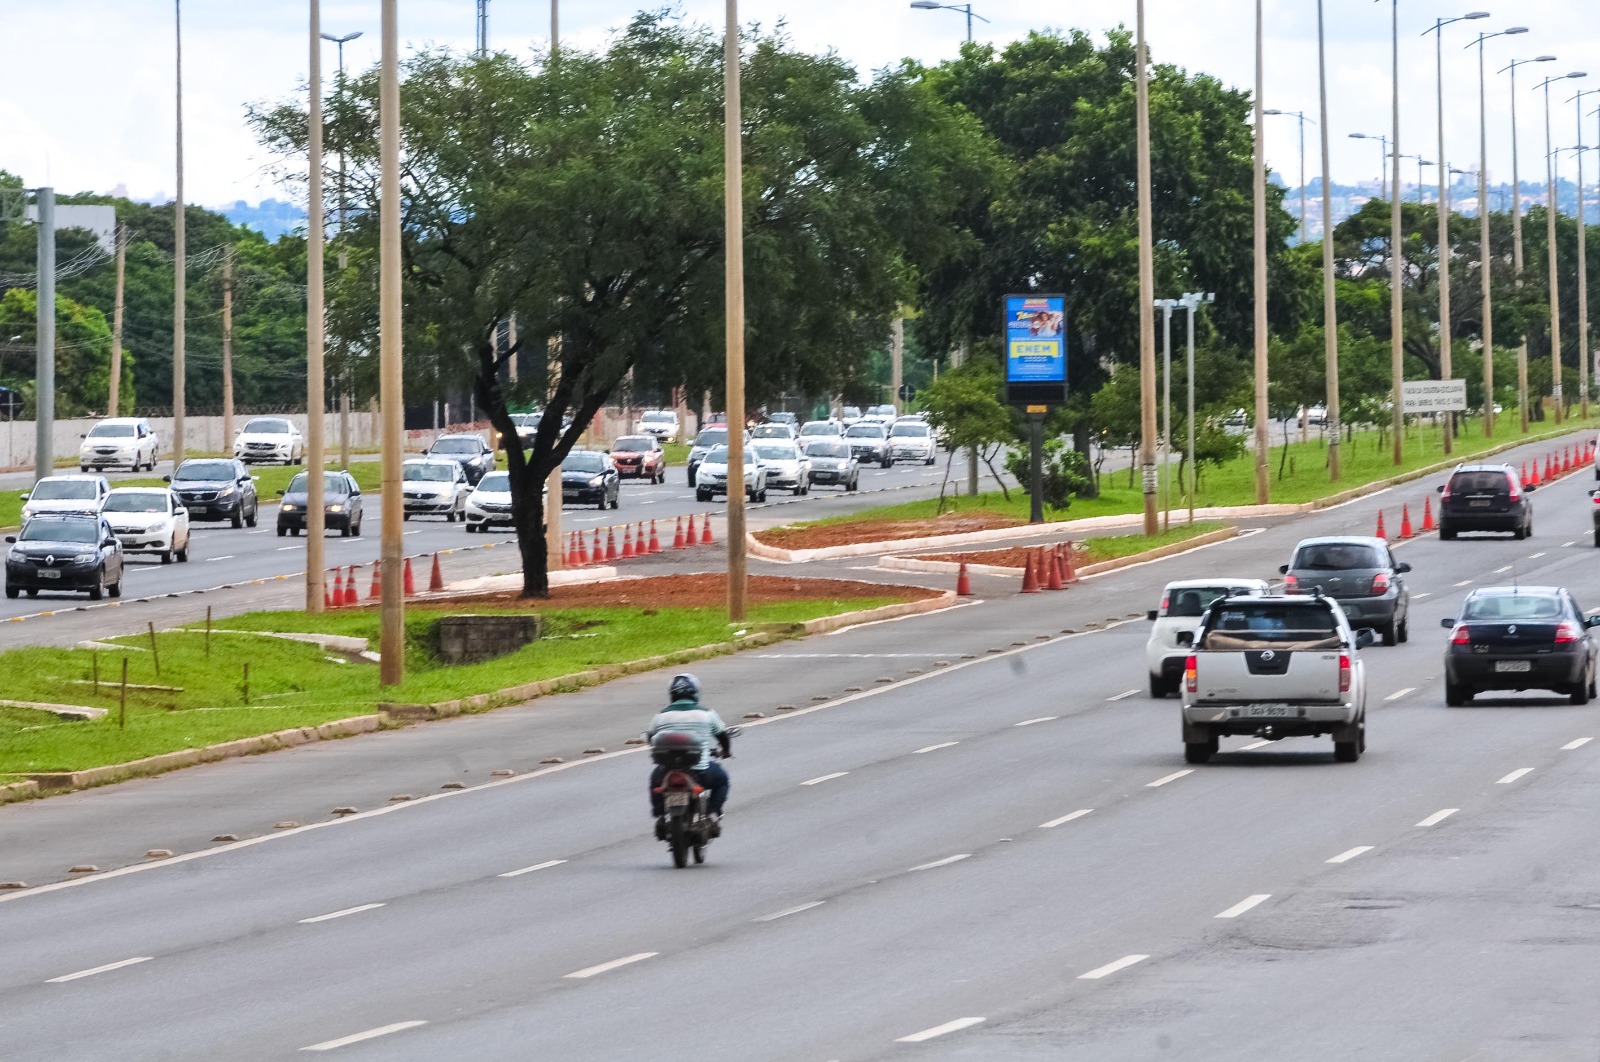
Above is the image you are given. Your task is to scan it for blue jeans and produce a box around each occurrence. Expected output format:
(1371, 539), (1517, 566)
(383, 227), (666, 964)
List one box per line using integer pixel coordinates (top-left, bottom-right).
(650, 761), (729, 816)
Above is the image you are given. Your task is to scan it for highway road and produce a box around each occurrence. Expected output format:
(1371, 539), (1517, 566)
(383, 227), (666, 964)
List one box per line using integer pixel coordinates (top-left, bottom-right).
(3, 431), (1599, 1059)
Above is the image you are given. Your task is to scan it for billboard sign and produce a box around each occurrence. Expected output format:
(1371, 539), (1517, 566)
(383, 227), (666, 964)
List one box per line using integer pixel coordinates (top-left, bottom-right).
(1004, 293), (1067, 405)
(1400, 379), (1467, 413)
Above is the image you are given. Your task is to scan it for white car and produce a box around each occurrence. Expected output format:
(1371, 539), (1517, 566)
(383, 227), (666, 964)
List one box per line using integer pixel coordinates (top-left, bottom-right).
(862, 404), (898, 424)
(464, 471), (514, 533)
(751, 440), (809, 496)
(21, 474), (111, 522)
(101, 487), (191, 563)
(798, 419), (844, 443)
(888, 420), (937, 465)
(750, 422), (798, 442)
(401, 459), (470, 522)
(636, 409), (680, 443)
(233, 416), (304, 465)
(79, 417), (160, 472)
(1145, 577), (1271, 697)
(695, 445), (769, 502)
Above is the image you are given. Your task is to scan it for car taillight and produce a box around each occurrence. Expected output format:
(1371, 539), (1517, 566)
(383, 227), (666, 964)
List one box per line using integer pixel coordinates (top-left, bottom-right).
(1440, 483), (1452, 502)
(1555, 621), (1579, 643)
(1184, 655), (1198, 694)
(1370, 572), (1390, 596)
(1338, 653), (1352, 693)
(1283, 573), (1299, 592)
(1159, 594), (1169, 612)
(1451, 624), (1471, 645)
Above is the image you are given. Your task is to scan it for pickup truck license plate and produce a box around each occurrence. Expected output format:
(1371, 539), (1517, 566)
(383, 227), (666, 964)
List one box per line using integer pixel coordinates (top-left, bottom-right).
(665, 793), (690, 808)
(37, 569), (61, 579)
(1243, 705), (1292, 717)
(1495, 660), (1532, 673)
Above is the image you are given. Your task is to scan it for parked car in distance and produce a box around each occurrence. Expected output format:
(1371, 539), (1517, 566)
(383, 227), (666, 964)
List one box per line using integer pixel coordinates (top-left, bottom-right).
(845, 422), (893, 468)
(610, 435), (666, 483)
(635, 409), (680, 443)
(687, 426), (730, 486)
(1436, 464), (1534, 540)
(232, 416), (304, 465)
(101, 487), (191, 563)
(804, 439), (859, 491)
(426, 433), (496, 485)
(166, 459), (259, 528)
(1441, 586), (1600, 706)
(79, 417), (160, 472)
(1280, 535), (1410, 644)
(752, 440), (809, 495)
(401, 459), (469, 522)
(1145, 578), (1271, 697)
(465, 470), (514, 533)
(276, 469), (363, 537)
(20, 474), (111, 522)
(888, 420), (937, 465)
(695, 445), (768, 503)
(562, 450), (620, 509)
(4, 512), (124, 600)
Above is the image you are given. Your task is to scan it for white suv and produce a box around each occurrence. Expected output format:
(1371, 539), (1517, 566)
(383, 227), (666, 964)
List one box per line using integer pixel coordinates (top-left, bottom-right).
(233, 417), (305, 465)
(1145, 578), (1270, 697)
(79, 418), (160, 472)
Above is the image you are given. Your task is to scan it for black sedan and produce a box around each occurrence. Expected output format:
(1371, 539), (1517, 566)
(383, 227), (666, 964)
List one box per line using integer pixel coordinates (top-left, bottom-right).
(561, 450), (620, 509)
(5, 513), (124, 600)
(1442, 586), (1600, 706)
(166, 458), (260, 528)
(276, 470), (365, 537)
(426, 433), (497, 485)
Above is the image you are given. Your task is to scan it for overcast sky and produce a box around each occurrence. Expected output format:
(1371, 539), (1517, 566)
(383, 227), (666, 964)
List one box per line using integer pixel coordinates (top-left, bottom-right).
(2, 1), (1597, 208)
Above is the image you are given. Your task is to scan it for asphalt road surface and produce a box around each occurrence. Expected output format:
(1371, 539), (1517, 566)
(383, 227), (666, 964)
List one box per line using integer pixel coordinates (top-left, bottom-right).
(3, 431), (1600, 1059)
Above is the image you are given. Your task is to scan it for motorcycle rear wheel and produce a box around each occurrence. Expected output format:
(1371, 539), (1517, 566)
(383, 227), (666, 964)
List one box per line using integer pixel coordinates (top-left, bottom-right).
(668, 819), (689, 868)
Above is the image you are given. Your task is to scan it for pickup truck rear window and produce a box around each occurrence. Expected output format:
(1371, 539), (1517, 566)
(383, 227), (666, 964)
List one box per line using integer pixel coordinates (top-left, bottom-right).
(1291, 544), (1384, 570)
(1202, 605), (1340, 651)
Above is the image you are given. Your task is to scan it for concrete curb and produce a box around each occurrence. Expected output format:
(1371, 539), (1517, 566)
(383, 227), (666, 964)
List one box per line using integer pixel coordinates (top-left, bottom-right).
(879, 528), (1239, 578)
(0, 780), (40, 805)
(0, 699), (109, 722)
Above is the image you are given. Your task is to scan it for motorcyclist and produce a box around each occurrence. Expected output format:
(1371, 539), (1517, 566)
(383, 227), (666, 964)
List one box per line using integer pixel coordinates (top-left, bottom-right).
(647, 673), (732, 822)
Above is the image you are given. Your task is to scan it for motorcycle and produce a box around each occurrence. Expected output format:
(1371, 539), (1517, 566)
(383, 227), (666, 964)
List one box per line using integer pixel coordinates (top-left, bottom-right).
(650, 727), (737, 868)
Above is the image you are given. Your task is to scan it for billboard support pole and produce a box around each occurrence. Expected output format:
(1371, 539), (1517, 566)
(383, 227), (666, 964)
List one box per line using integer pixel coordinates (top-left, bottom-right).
(1027, 411), (1045, 524)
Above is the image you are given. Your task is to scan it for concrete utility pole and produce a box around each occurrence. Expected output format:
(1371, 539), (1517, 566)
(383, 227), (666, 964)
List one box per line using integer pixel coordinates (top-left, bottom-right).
(1317, 0), (1342, 479)
(109, 225), (126, 416)
(1135, 0), (1159, 534)
(724, 0), (749, 621)
(1472, 28), (1527, 438)
(378, 0), (404, 683)
(1386, 0), (1404, 465)
(34, 188), (55, 482)
(172, 0), (187, 468)
(890, 317), (904, 413)
(307, 0), (328, 613)
(1577, 90), (1598, 417)
(475, 0), (489, 56)
(1505, 54), (1555, 432)
(1252, 0), (1270, 500)
(221, 246), (234, 447)
(1540, 71), (1587, 422)
(322, 28), (361, 468)
(551, 0), (558, 57)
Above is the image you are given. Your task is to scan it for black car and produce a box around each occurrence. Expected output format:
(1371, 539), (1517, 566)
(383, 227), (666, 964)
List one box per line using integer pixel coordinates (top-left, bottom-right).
(1436, 464), (1534, 539)
(1442, 586), (1600, 705)
(165, 458), (260, 528)
(277, 470), (364, 537)
(5, 513), (124, 600)
(426, 433), (496, 485)
(561, 450), (620, 509)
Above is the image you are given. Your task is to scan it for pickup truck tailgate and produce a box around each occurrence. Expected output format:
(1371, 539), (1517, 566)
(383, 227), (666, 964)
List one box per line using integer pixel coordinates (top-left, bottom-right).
(1190, 649), (1346, 703)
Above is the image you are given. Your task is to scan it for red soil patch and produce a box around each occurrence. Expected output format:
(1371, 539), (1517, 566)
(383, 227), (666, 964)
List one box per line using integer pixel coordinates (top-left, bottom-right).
(921, 543), (1084, 571)
(757, 511), (1023, 550)
(433, 573), (941, 611)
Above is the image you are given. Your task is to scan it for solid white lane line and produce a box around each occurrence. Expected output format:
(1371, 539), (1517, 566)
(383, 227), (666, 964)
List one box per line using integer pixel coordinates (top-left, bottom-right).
(301, 1021), (428, 1052)
(1107, 689), (1140, 701)
(1040, 809), (1093, 829)
(1238, 740), (1272, 751)
(1416, 809), (1458, 827)
(1014, 716), (1057, 727)
(1454, 580), (1473, 587)
(1497, 767), (1534, 784)
(1078, 954), (1149, 980)
(46, 956), (152, 983)
(1214, 894), (1271, 919)
(298, 903), (384, 924)
(1529, 552), (1546, 559)
(564, 952), (659, 979)
(1562, 737), (1593, 750)
(1326, 846), (1374, 864)
(913, 742), (959, 754)
(800, 772), (848, 786)
(909, 854), (971, 872)
(896, 1017), (986, 1043)
(1493, 565), (1514, 574)
(754, 901), (825, 922)
(1146, 769), (1193, 788)
(499, 860), (566, 878)
(1384, 687), (1415, 701)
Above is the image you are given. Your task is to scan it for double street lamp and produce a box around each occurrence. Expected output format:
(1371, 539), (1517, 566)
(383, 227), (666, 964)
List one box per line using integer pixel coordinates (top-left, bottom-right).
(1537, 68), (1587, 422)
(908, 0), (988, 43)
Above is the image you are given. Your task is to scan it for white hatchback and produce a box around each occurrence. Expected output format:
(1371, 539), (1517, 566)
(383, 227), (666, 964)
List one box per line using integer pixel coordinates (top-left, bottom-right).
(233, 416), (304, 465)
(21, 474), (111, 522)
(79, 418), (160, 472)
(1145, 577), (1271, 697)
(101, 487), (191, 563)
(888, 421), (937, 465)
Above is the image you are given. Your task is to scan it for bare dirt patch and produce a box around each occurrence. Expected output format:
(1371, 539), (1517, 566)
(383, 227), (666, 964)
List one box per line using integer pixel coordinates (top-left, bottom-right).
(921, 544), (1083, 570)
(436, 573), (941, 610)
(757, 511), (1023, 550)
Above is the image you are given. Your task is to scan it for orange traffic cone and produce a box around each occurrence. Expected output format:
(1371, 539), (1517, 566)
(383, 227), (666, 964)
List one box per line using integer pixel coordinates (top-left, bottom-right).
(1529, 459), (1542, 487)
(701, 514), (714, 545)
(368, 562), (382, 600)
(1564, 447), (1572, 473)
(1399, 504), (1414, 540)
(1375, 509), (1388, 541)
(1521, 461), (1529, 484)
(605, 527), (619, 561)
(672, 516), (686, 549)
(1044, 547), (1063, 591)
(1019, 551), (1039, 593)
(621, 525), (635, 559)
(956, 562), (972, 597)
(342, 567), (358, 606)
(565, 532), (578, 567)
(591, 528), (603, 563)
(1061, 542), (1078, 584)
(324, 574), (334, 610)
(1422, 495), (1436, 532)
(577, 531), (590, 565)
(685, 513), (698, 545)
(426, 554), (442, 592)
(648, 520), (661, 554)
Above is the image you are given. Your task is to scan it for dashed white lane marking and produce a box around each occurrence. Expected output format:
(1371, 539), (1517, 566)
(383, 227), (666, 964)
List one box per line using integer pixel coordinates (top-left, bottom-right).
(1326, 846), (1374, 864)
(1497, 767), (1534, 784)
(298, 903), (384, 924)
(499, 859), (566, 878)
(1214, 894), (1271, 919)
(1238, 740), (1273, 751)
(1014, 716), (1057, 727)
(1413, 592), (1432, 600)
(1564, 540), (1577, 547)
(1493, 565), (1514, 574)
(1454, 580), (1474, 587)
(276, 545), (299, 551)
(1078, 954), (1149, 980)
(896, 1017), (986, 1043)
(564, 952), (659, 979)
(1416, 809), (1458, 827)
(754, 901), (825, 922)
(1529, 552), (1546, 559)
(913, 742), (959, 754)
(908, 854), (971, 872)
(1385, 687), (1415, 701)
(1562, 737), (1593, 750)
(800, 772), (848, 786)
(1107, 689), (1141, 701)
(1146, 769), (1193, 788)
(45, 956), (152, 983)
(1040, 809), (1093, 829)
(205, 555), (236, 562)
(301, 1021), (428, 1052)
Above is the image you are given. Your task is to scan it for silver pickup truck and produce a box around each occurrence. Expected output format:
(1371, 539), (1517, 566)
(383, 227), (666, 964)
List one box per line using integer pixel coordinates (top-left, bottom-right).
(1178, 593), (1376, 764)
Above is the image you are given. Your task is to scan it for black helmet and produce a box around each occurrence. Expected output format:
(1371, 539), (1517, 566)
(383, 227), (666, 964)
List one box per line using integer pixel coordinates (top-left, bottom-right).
(668, 673), (701, 702)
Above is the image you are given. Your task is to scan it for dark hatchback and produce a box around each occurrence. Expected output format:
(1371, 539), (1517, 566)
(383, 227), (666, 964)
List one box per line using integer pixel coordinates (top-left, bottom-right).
(5, 513), (124, 600)
(1436, 464), (1534, 539)
(426, 434), (496, 485)
(1281, 536), (1411, 644)
(561, 450), (620, 509)
(276, 470), (364, 536)
(165, 458), (260, 528)
(1442, 586), (1600, 705)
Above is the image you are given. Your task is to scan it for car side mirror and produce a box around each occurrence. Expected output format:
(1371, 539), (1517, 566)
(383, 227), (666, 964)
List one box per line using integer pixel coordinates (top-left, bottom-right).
(1355, 628), (1377, 649)
(1395, 562), (1412, 574)
(1146, 609), (1159, 621)
(3, 536), (14, 544)
(1278, 564), (1289, 575)
(1441, 617), (1460, 629)
(276, 489), (286, 496)
(79, 433), (87, 439)
(1175, 630), (1195, 647)
(1586, 615), (1600, 628)
(18, 493), (28, 501)
(1435, 484), (1445, 492)
(162, 475), (172, 483)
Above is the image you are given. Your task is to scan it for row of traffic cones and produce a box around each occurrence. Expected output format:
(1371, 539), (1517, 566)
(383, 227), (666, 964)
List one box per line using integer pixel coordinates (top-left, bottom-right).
(324, 554), (445, 607)
(563, 515), (717, 567)
(1371, 438), (1599, 541)
(1019, 544), (1079, 594)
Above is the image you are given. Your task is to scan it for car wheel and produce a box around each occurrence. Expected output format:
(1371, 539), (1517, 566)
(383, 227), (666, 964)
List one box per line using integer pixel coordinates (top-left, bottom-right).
(1379, 619), (1398, 646)
(108, 578), (122, 599)
(1183, 736), (1216, 765)
(80, 465), (90, 474)
(352, 516), (362, 537)
(340, 522), (351, 538)
(1396, 613), (1408, 643)
(1445, 680), (1471, 707)
(1333, 730), (1363, 762)
(696, 489), (711, 502)
(1440, 528), (1457, 540)
(1149, 674), (1167, 699)
(4, 585), (17, 599)
(882, 457), (892, 469)
(25, 588), (37, 598)
(1572, 680), (1592, 706)
(245, 505), (258, 528)
(277, 527), (287, 538)
(1513, 525), (1526, 540)
(793, 485), (804, 496)
(231, 509), (244, 529)
(177, 539), (189, 562)
(88, 577), (104, 601)
(848, 477), (858, 492)
(160, 549), (172, 565)
(609, 495), (620, 510)
(403, 513), (411, 522)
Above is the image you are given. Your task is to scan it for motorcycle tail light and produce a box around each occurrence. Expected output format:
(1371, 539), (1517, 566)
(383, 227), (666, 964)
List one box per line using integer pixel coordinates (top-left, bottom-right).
(1184, 655), (1198, 694)
(1370, 572), (1390, 596)
(1338, 653), (1352, 693)
(1451, 624), (1471, 645)
(1555, 621), (1579, 643)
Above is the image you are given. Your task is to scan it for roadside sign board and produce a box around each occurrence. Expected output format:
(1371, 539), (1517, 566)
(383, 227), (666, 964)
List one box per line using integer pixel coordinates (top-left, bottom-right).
(1004, 293), (1067, 405)
(1400, 379), (1467, 413)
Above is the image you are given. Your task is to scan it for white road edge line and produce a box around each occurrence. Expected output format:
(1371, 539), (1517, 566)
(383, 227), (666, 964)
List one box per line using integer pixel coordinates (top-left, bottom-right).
(1107, 689), (1140, 701)
(1146, 769), (1193, 788)
(1562, 737), (1593, 750)
(499, 859), (567, 878)
(909, 854), (971, 872)
(1384, 687), (1415, 701)
(301, 1021), (429, 1052)
(800, 772), (848, 786)
(1214, 894), (1271, 919)
(1326, 845), (1374, 864)
(564, 952), (659, 980)
(298, 903), (384, 924)
(1014, 716), (1057, 727)
(913, 742), (959, 754)
(1416, 809), (1458, 827)
(896, 1017), (986, 1043)
(45, 956), (152, 983)
(1040, 809), (1093, 829)
(1078, 954), (1149, 980)
(1496, 767), (1534, 784)
(754, 901), (825, 922)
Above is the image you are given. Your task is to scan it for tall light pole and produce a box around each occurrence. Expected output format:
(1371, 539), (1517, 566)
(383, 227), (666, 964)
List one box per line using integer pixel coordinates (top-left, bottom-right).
(1398, 155), (1435, 202)
(908, 0), (988, 42)
(306, 0), (328, 613)
(725, 0), (748, 620)
(1351, 132), (1390, 201)
(1264, 109), (1314, 244)
(1318, 0), (1342, 479)
(1179, 291), (1213, 522)
(1252, 0), (1269, 501)
(1503, 54), (1557, 431)
(1384, 0), (1404, 466)
(475, 0), (489, 56)
(1155, 298), (1178, 530)
(1136, 0), (1160, 531)
(172, 0), (186, 469)
(378, 0), (404, 685)
(1538, 70), (1587, 423)
(33, 188), (54, 483)
(321, 29), (361, 469)
(1575, 89), (1600, 417)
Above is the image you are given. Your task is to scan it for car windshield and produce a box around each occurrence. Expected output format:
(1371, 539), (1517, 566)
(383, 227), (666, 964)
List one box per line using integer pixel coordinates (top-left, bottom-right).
(1292, 543), (1384, 570)
(403, 463), (456, 482)
(799, 422), (835, 436)
(754, 445), (795, 461)
(1165, 586), (1243, 617)
(1450, 471), (1512, 493)
(29, 479), (101, 500)
(102, 491), (168, 513)
(1461, 594), (1564, 621)
(846, 425), (883, 438)
(841, 407), (861, 419)
(430, 437), (480, 454)
(613, 437), (654, 452)
(890, 423), (929, 437)
(510, 413), (540, 427)
(564, 452), (607, 473)
(704, 446), (754, 465)
(751, 425), (788, 437)
(806, 442), (849, 459)
(694, 429), (728, 448)
(286, 472), (349, 495)
(175, 461), (236, 482)
(476, 472), (510, 492)
(243, 418), (292, 434)
(87, 423), (135, 438)
(20, 518), (101, 543)
(642, 412), (674, 423)
(1201, 604), (1340, 648)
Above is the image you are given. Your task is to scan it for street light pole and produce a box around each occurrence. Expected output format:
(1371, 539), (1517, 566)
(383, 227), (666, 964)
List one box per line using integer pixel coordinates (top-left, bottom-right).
(1318, 0), (1342, 479)
(1155, 298), (1177, 531)
(1504, 54), (1557, 431)
(725, 0), (748, 621)
(1265, 109), (1314, 244)
(1351, 133), (1390, 201)
(1252, 0), (1269, 502)
(1180, 291), (1212, 522)
(1136, 0), (1159, 532)
(378, 0), (404, 685)
(321, 29), (361, 469)
(1387, 0), (1405, 466)
(1539, 71), (1587, 423)
(306, 0), (328, 613)
(172, 0), (186, 469)
(907, 1), (988, 43)
(1576, 89), (1600, 417)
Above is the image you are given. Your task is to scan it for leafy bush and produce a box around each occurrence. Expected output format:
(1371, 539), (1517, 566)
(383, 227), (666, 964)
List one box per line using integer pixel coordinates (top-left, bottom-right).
(1005, 440), (1095, 510)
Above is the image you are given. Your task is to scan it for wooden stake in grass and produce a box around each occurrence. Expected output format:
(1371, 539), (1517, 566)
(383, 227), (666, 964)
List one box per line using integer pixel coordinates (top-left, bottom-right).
(206, 606), (212, 658)
(119, 657), (128, 730)
(147, 622), (160, 677)
(242, 662), (250, 706)
(92, 651), (99, 695)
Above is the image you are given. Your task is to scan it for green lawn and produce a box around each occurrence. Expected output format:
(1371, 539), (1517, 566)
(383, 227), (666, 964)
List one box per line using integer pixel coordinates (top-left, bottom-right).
(1079, 521), (1229, 564)
(0, 598), (904, 776)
